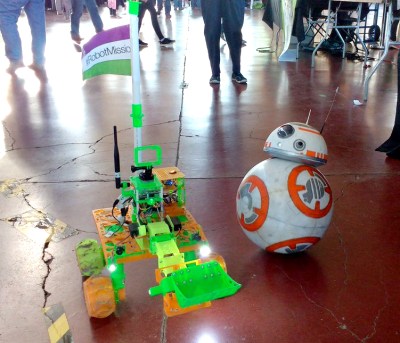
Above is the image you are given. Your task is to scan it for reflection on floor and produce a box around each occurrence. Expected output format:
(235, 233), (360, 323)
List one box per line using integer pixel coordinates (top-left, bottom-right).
(1, 4), (400, 343)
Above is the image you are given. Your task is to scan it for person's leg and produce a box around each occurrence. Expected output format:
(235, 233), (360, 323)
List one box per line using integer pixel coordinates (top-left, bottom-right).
(147, 0), (165, 40)
(120, 0), (126, 13)
(165, 0), (171, 16)
(0, 9), (23, 72)
(202, 0), (222, 77)
(63, 0), (72, 19)
(391, 10), (400, 41)
(55, 0), (63, 14)
(0, 8), (24, 66)
(24, 0), (46, 66)
(375, 51), (400, 158)
(71, 0), (83, 39)
(138, 0), (149, 30)
(84, 0), (103, 32)
(156, 0), (163, 13)
(222, 0), (244, 75)
(109, 0), (116, 16)
(391, 20), (399, 41)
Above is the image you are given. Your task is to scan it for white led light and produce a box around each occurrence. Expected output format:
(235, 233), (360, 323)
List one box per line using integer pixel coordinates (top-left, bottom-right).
(108, 264), (117, 272)
(199, 245), (211, 258)
(198, 333), (217, 343)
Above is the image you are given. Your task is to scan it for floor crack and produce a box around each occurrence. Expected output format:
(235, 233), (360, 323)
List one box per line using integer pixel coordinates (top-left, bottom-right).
(160, 314), (168, 343)
(41, 240), (54, 308)
(359, 271), (390, 343)
(274, 263), (363, 341)
(2, 123), (16, 151)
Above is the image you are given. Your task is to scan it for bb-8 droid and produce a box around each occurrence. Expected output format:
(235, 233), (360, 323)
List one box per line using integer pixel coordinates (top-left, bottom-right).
(236, 122), (333, 254)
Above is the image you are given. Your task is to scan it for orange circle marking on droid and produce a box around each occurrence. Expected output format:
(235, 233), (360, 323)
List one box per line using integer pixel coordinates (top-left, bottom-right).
(266, 237), (321, 252)
(288, 165), (333, 219)
(237, 175), (269, 232)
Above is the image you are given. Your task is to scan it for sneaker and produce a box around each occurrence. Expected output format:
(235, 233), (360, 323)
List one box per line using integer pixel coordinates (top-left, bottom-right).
(29, 63), (45, 72)
(232, 73), (247, 84)
(209, 75), (220, 84)
(6, 60), (24, 74)
(160, 38), (175, 45)
(73, 43), (82, 52)
(29, 63), (48, 82)
(139, 39), (148, 46)
(71, 34), (83, 43)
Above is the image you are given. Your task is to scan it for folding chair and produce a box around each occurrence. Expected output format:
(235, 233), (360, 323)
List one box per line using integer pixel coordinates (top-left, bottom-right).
(297, 6), (331, 56)
(331, 1), (370, 58)
(311, 0), (375, 67)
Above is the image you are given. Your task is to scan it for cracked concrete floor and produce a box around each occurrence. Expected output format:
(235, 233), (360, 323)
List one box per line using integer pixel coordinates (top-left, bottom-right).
(1, 5), (400, 343)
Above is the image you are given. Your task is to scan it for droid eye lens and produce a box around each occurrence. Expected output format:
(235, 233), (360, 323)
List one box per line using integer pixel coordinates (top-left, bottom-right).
(277, 125), (295, 138)
(294, 139), (306, 151)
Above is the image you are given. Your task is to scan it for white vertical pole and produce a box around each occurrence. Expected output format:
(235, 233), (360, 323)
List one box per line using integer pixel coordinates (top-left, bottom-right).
(129, 1), (142, 160)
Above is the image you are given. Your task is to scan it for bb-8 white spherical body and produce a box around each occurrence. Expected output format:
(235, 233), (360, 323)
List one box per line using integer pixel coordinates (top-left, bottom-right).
(236, 122), (333, 254)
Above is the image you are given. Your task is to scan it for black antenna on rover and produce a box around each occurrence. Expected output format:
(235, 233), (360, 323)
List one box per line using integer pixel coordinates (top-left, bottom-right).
(320, 87), (339, 134)
(113, 126), (121, 189)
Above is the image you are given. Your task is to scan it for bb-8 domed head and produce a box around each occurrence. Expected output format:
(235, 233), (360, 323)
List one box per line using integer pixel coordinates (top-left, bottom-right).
(264, 122), (328, 166)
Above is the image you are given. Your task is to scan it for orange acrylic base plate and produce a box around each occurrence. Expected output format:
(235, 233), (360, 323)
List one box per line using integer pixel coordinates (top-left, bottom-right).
(92, 206), (208, 265)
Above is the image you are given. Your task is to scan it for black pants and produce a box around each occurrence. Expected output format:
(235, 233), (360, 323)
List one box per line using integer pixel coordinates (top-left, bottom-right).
(139, 0), (164, 40)
(201, 0), (244, 76)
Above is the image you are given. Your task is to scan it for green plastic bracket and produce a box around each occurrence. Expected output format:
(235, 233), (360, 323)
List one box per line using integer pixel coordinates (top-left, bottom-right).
(107, 258), (125, 293)
(134, 145), (162, 168)
(148, 261), (241, 308)
(128, 0), (140, 16)
(120, 181), (134, 199)
(184, 250), (197, 262)
(131, 104), (143, 128)
(176, 178), (186, 206)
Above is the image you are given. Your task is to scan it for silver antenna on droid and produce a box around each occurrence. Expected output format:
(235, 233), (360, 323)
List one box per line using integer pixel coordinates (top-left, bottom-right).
(306, 109), (311, 125)
(320, 87), (339, 134)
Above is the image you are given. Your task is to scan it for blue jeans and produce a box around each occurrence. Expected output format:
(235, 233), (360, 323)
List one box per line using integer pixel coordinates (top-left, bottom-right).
(173, 0), (182, 10)
(71, 0), (103, 37)
(157, 0), (171, 14)
(0, 0), (46, 65)
(191, 0), (201, 8)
